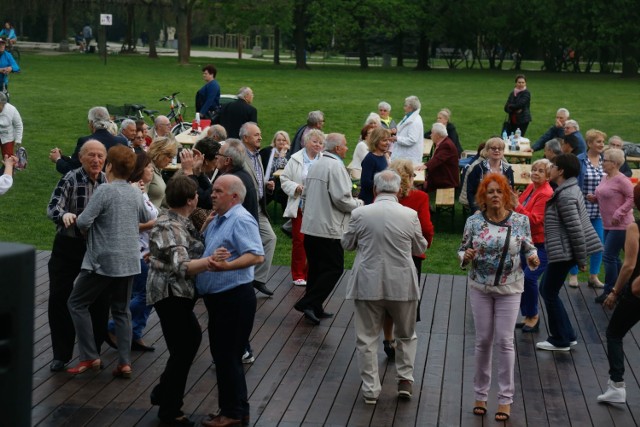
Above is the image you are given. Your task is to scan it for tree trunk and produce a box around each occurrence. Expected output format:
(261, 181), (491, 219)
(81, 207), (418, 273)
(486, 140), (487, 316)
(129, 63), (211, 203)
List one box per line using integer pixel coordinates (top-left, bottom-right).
(175, 1), (189, 64)
(293, 0), (309, 70)
(147, 4), (158, 59)
(416, 32), (430, 70)
(46, 1), (57, 43)
(358, 37), (368, 69)
(273, 24), (280, 65)
(396, 33), (404, 67)
(122, 3), (135, 52)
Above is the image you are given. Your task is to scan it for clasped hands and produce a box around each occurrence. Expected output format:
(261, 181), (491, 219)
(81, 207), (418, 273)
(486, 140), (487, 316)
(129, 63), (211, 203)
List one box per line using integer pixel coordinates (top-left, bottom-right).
(206, 246), (231, 271)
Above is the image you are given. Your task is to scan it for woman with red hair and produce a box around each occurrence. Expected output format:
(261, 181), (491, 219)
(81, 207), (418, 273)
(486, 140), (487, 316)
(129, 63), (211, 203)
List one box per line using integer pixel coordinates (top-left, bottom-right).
(459, 173), (539, 422)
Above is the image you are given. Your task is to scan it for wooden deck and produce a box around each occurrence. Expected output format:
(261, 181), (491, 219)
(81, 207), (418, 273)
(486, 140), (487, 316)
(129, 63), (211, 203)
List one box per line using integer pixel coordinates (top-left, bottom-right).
(30, 250), (640, 426)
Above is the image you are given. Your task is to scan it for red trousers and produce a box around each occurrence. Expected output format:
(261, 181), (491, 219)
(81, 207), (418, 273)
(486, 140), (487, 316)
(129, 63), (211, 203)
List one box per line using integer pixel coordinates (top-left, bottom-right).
(291, 209), (308, 281)
(1, 142), (15, 157)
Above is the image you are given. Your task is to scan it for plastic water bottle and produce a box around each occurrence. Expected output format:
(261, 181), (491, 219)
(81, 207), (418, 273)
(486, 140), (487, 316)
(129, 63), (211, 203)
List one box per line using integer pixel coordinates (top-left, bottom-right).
(509, 132), (516, 150)
(515, 128), (521, 140)
(502, 130), (508, 141)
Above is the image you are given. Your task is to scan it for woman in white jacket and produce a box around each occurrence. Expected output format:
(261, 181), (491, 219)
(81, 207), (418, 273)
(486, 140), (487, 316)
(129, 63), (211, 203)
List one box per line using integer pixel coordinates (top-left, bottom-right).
(390, 95), (423, 165)
(280, 129), (324, 286)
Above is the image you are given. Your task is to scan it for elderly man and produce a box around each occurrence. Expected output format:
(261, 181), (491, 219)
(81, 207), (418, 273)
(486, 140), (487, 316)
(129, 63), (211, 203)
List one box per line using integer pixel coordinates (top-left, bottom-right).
(50, 106), (127, 174)
(119, 119), (137, 147)
(0, 92), (22, 157)
(563, 119), (586, 154)
(290, 110), (325, 154)
(295, 133), (364, 325)
(214, 139), (259, 222)
(240, 122), (277, 297)
(207, 124), (227, 142)
(529, 108), (570, 152)
(390, 96), (424, 165)
(342, 170), (427, 403)
(152, 115), (174, 139)
(544, 138), (563, 161)
(608, 135), (632, 177)
(417, 122), (459, 193)
(217, 87), (257, 139)
(198, 175), (264, 427)
(46, 140), (111, 372)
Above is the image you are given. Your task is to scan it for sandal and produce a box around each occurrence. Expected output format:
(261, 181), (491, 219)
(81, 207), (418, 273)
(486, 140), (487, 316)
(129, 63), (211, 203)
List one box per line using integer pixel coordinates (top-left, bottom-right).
(473, 400), (487, 416)
(495, 404), (511, 421)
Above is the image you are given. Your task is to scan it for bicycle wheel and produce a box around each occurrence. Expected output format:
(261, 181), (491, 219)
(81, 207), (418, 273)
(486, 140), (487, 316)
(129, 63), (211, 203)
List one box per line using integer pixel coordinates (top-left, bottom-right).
(172, 122), (191, 136)
(11, 47), (20, 65)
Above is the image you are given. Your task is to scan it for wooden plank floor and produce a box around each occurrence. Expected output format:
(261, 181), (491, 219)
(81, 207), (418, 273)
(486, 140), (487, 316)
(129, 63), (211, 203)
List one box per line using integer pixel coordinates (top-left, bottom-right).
(30, 250), (640, 426)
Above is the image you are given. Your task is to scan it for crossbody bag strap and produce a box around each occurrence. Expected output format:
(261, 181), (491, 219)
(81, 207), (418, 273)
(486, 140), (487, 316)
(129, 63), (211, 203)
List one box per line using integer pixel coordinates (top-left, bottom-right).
(493, 225), (512, 286)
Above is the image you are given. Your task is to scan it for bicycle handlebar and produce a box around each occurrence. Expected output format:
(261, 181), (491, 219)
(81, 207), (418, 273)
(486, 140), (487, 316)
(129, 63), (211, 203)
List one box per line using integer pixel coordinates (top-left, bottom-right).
(159, 92), (180, 102)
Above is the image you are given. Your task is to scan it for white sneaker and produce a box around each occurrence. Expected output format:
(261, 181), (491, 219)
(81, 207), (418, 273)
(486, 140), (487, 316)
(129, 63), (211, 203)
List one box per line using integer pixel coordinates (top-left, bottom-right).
(536, 341), (570, 351)
(241, 351), (255, 364)
(597, 380), (626, 403)
(293, 279), (307, 286)
(570, 341), (578, 346)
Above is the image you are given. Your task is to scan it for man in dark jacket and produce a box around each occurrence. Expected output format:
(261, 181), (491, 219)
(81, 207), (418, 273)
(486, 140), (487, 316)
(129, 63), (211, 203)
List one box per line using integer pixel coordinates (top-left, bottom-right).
(216, 87), (257, 139)
(48, 106), (128, 174)
(418, 122), (460, 193)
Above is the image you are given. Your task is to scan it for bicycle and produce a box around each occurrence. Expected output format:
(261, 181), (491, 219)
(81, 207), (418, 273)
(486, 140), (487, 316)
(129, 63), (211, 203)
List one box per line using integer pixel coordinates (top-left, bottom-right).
(158, 92), (191, 135)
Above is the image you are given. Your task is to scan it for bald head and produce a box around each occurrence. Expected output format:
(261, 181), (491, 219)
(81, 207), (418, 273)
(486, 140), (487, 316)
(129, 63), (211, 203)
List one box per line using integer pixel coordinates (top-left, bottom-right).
(79, 140), (107, 180)
(212, 174), (247, 215)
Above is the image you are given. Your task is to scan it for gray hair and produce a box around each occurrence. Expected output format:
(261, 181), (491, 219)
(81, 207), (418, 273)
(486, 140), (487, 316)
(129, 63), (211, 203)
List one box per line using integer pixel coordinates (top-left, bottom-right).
(378, 101), (391, 111)
(120, 118), (136, 131)
(89, 106), (111, 130)
(223, 139), (247, 167)
(364, 112), (381, 126)
(307, 110), (324, 126)
(608, 135), (624, 147)
(545, 138), (562, 156)
(431, 122), (448, 137)
(605, 148), (625, 167)
(208, 124), (227, 141)
(565, 119), (579, 131)
(404, 96), (421, 111)
(106, 121), (118, 136)
(324, 133), (345, 152)
(374, 170), (401, 194)
(154, 115), (170, 127)
(238, 121), (258, 139)
(0, 92), (7, 105)
(237, 87), (253, 100)
(557, 108), (570, 118)
(225, 175), (247, 202)
(303, 129), (324, 146)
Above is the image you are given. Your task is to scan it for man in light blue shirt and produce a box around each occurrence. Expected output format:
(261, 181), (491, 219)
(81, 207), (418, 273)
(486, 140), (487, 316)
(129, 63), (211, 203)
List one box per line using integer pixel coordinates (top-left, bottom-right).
(197, 175), (264, 427)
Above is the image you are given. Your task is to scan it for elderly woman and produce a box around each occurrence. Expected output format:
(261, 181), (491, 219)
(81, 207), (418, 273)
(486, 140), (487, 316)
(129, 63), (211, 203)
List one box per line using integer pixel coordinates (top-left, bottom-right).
(0, 92), (23, 157)
(106, 152), (158, 353)
(586, 148), (635, 303)
(390, 95), (424, 165)
(359, 128), (391, 204)
(381, 159), (434, 358)
(377, 101), (397, 130)
(147, 175), (214, 426)
(567, 129), (606, 288)
(538, 154), (603, 352)
(466, 137), (515, 212)
(608, 136), (632, 177)
(260, 130), (290, 212)
(281, 129), (324, 286)
(514, 159), (553, 332)
(459, 173), (538, 422)
(544, 138), (562, 162)
(425, 108), (462, 156)
(147, 137), (178, 209)
(348, 123), (378, 180)
(67, 145), (152, 377)
(597, 185), (640, 404)
(503, 74), (531, 136)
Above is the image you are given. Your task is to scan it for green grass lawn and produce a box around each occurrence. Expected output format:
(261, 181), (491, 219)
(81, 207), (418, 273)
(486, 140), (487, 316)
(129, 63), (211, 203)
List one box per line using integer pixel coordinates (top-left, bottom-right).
(2, 51), (639, 275)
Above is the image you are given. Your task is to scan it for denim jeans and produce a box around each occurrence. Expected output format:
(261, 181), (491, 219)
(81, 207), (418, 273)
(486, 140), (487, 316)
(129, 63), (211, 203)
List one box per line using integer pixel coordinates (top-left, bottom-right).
(108, 259), (151, 341)
(606, 287), (640, 382)
(569, 217), (604, 276)
(539, 260), (577, 347)
(520, 243), (547, 318)
(602, 229), (626, 294)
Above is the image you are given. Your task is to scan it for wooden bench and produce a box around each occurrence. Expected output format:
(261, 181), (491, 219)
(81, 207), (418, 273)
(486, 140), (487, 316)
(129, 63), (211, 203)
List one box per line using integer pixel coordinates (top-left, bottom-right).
(435, 187), (456, 225)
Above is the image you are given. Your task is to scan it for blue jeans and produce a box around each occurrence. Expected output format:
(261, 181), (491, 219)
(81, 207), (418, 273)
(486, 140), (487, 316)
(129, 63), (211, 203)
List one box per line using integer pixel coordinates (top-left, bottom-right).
(108, 259), (151, 341)
(602, 229), (626, 294)
(520, 243), (547, 318)
(569, 217), (604, 276)
(539, 260), (577, 347)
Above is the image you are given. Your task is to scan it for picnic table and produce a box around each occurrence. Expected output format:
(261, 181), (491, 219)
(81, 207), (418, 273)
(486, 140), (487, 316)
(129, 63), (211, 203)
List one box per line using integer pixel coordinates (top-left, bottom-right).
(175, 127), (209, 146)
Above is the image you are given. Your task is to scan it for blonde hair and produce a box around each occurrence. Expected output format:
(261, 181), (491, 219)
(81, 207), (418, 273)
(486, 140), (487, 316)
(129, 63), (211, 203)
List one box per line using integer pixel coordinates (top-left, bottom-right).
(147, 137), (178, 164)
(367, 127), (391, 152)
(481, 137), (506, 157)
(270, 130), (291, 149)
(531, 158), (552, 178)
(388, 159), (414, 198)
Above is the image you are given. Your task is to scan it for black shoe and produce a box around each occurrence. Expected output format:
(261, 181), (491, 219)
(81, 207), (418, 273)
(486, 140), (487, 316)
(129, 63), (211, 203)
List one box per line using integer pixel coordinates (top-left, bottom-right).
(132, 340), (155, 352)
(158, 415), (194, 426)
(515, 322), (525, 329)
(49, 360), (67, 372)
(253, 281), (274, 296)
(383, 340), (396, 360)
(595, 292), (609, 304)
(316, 311), (334, 319)
(522, 319), (540, 333)
(302, 308), (320, 325)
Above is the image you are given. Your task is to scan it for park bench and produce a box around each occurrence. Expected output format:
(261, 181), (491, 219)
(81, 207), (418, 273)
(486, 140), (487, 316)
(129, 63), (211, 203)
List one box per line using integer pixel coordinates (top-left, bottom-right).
(435, 187), (456, 226)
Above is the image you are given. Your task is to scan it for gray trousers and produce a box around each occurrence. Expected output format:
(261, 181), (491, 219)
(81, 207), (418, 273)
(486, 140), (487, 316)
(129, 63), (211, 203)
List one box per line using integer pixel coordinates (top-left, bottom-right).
(68, 270), (133, 365)
(255, 210), (276, 284)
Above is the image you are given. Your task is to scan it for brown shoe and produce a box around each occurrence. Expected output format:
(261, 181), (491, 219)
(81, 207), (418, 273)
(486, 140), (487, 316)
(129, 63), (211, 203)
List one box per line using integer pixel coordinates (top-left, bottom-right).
(201, 414), (242, 427)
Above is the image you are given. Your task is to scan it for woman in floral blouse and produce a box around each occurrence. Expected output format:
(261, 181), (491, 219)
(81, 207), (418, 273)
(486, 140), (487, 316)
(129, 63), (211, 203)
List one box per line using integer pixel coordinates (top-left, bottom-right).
(146, 175), (215, 426)
(459, 173), (538, 422)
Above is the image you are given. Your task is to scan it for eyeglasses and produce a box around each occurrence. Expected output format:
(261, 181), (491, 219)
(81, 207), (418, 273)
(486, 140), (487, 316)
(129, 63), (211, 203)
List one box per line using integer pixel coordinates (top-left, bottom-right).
(489, 146), (504, 151)
(603, 158), (614, 163)
(215, 153), (231, 159)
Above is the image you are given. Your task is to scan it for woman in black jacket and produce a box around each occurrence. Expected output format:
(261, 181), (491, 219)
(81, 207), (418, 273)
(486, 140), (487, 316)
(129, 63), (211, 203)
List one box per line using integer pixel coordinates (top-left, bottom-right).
(504, 74), (532, 136)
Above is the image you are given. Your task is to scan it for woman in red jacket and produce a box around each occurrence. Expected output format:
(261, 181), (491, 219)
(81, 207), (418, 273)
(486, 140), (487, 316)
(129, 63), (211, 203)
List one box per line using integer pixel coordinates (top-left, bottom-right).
(514, 159), (553, 332)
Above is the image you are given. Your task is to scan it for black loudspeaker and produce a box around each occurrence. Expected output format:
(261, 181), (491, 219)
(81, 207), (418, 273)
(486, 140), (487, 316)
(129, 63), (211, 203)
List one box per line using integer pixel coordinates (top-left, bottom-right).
(0, 243), (35, 427)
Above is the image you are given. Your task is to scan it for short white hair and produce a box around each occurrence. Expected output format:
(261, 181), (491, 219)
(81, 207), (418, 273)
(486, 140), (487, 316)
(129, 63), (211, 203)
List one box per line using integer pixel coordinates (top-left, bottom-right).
(364, 112), (381, 126)
(404, 96), (421, 111)
(557, 108), (570, 117)
(378, 101), (391, 111)
(431, 122), (448, 137)
(565, 119), (579, 131)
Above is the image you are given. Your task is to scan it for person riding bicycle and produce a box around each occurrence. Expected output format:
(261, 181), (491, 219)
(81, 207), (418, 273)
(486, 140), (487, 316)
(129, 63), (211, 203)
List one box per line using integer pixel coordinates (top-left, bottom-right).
(0, 38), (20, 100)
(0, 22), (17, 46)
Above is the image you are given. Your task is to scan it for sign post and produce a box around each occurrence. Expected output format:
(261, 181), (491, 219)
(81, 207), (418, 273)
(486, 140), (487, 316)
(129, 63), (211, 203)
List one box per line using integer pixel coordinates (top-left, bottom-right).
(100, 13), (112, 65)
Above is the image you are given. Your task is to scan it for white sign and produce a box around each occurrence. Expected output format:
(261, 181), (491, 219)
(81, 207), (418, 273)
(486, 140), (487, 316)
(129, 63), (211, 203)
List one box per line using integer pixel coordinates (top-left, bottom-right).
(100, 14), (113, 26)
